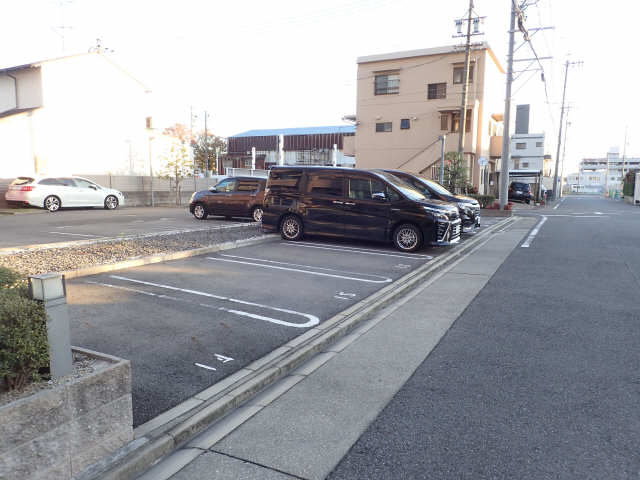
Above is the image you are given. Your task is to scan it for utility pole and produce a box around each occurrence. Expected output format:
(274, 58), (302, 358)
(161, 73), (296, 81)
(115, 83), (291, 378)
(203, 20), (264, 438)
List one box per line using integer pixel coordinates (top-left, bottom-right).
(439, 135), (446, 184)
(552, 61), (570, 200)
(622, 125), (628, 181)
(559, 108), (570, 198)
(499, 0), (517, 210)
(203, 111), (210, 177)
(457, 0), (474, 160)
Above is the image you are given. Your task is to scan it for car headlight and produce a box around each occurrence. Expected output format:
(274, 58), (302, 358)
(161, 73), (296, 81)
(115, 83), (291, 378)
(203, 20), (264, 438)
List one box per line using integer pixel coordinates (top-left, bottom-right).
(423, 206), (449, 221)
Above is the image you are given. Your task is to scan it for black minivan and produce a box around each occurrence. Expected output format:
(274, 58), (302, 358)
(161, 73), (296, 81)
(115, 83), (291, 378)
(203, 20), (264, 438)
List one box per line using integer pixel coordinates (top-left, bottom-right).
(261, 166), (461, 252)
(382, 170), (481, 233)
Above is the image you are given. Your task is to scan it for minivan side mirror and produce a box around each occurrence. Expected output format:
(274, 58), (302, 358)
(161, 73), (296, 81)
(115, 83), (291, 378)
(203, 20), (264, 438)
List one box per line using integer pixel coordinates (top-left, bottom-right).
(372, 192), (387, 202)
(209, 186), (217, 192)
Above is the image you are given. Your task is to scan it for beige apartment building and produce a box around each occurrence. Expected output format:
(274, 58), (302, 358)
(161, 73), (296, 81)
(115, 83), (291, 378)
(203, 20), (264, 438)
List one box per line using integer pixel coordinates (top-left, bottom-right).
(354, 42), (505, 193)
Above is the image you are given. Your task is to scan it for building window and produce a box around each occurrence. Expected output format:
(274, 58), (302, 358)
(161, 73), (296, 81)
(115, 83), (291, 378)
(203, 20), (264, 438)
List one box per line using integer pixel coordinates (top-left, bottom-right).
(522, 162), (529, 168)
(536, 141), (544, 147)
(400, 118), (411, 129)
(376, 122), (392, 132)
(440, 114), (449, 131)
(516, 142), (526, 149)
(513, 159), (520, 169)
(453, 64), (474, 84)
(450, 110), (472, 133)
(374, 72), (399, 95)
(428, 83), (446, 99)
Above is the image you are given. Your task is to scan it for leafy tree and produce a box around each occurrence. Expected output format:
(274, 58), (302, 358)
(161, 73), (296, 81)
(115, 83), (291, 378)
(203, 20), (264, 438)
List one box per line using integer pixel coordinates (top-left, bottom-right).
(435, 152), (468, 193)
(160, 125), (193, 204)
(192, 133), (227, 175)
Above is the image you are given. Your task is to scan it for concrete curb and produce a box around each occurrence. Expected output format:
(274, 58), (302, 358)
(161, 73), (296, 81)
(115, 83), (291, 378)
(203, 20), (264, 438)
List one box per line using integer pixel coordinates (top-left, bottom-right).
(85, 218), (518, 480)
(0, 222), (256, 255)
(62, 234), (280, 280)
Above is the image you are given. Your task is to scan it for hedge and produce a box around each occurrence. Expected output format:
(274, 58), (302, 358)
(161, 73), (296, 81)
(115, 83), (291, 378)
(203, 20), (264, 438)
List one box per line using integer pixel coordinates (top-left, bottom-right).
(0, 267), (49, 392)
(468, 194), (496, 208)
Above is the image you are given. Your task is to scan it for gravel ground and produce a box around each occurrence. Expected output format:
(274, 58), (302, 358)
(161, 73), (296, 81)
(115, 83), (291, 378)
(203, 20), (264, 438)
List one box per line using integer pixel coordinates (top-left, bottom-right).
(0, 224), (264, 275)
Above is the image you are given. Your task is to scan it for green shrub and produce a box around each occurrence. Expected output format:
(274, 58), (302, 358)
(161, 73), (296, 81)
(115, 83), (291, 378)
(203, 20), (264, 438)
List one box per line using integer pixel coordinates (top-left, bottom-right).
(468, 194), (496, 208)
(0, 270), (50, 392)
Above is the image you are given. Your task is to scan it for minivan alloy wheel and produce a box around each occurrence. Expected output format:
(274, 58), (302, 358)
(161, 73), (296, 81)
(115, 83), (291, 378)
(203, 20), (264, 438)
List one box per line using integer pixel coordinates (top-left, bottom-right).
(281, 215), (303, 240)
(394, 224), (421, 252)
(252, 207), (263, 222)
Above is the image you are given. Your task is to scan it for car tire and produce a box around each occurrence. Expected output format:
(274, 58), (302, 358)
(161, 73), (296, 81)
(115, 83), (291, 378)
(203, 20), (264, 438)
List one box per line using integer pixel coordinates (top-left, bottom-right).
(44, 195), (61, 212)
(280, 214), (304, 241)
(104, 195), (119, 210)
(252, 206), (263, 222)
(393, 223), (422, 252)
(193, 203), (208, 220)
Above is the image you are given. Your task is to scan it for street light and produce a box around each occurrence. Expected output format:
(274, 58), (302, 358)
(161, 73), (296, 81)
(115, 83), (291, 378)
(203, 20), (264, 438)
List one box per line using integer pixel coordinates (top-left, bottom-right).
(28, 273), (73, 378)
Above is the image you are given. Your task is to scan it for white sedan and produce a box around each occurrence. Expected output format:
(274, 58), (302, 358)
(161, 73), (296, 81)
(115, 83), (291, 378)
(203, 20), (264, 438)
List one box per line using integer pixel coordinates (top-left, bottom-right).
(5, 176), (125, 212)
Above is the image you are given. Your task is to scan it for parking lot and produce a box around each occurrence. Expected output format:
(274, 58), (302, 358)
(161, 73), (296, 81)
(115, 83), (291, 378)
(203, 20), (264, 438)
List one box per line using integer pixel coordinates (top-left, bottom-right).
(0, 206), (252, 249)
(65, 217), (502, 427)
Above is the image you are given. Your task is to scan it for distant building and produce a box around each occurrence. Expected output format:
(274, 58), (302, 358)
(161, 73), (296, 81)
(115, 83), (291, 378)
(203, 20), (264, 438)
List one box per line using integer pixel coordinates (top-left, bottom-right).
(353, 42), (505, 193)
(226, 126), (355, 173)
(0, 53), (152, 178)
(580, 148), (640, 190)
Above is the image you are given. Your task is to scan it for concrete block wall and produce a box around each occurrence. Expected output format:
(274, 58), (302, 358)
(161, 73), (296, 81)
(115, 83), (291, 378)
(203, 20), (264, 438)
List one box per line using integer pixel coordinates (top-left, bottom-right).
(0, 348), (133, 479)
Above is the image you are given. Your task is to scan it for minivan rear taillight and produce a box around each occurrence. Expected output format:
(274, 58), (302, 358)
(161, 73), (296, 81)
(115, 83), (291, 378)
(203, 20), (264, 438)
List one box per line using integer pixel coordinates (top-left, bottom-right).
(20, 186), (35, 191)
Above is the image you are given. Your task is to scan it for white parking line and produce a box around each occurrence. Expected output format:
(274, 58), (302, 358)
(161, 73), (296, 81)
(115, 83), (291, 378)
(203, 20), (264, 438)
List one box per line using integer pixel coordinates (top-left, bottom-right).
(107, 275), (319, 328)
(207, 256), (392, 283)
(48, 231), (101, 237)
(521, 216), (547, 248)
(194, 363), (216, 371)
(281, 242), (433, 260)
(217, 254), (392, 282)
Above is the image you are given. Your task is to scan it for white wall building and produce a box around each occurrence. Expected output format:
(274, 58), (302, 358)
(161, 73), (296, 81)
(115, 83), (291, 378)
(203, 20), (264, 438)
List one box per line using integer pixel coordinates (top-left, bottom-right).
(0, 53), (153, 178)
(510, 133), (545, 172)
(580, 148), (640, 190)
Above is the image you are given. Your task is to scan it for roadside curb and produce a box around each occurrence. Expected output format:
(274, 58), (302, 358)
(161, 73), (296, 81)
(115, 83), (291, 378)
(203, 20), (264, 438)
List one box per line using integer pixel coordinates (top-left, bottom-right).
(62, 234), (280, 279)
(0, 222), (256, 255)
(85, 217), (518, 480)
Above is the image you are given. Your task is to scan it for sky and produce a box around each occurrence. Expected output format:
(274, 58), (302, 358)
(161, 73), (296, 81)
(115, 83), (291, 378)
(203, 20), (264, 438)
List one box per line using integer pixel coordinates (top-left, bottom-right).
(1, 0), (636, 174)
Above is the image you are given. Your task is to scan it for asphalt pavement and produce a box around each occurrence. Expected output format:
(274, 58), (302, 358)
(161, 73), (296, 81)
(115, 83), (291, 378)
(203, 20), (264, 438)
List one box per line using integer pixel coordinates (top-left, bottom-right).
(0, 206), (250, 248)
(328, 196), (640, 479)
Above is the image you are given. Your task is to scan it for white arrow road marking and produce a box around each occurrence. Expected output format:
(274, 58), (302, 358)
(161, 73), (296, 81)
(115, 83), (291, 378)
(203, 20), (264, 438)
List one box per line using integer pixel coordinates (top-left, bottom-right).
(214, 354), (234, 363)
(195, 363), (216, 371)
(521, 215), (547, 248)
(107, 275), (319, 328)
(208, 256), (392, 283)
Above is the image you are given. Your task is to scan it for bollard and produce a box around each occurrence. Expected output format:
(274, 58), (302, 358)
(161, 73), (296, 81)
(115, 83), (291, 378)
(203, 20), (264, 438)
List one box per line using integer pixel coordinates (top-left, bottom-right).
(28, 273), (73, 378)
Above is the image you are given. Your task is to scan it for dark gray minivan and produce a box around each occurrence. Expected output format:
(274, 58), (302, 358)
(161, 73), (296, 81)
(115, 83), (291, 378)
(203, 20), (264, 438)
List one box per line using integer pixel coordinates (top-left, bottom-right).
(261, 166), (461, 252)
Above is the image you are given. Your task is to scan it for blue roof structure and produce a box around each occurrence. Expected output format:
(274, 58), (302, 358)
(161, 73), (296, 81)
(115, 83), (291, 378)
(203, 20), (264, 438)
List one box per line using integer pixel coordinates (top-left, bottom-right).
(231, 126), (355, 137)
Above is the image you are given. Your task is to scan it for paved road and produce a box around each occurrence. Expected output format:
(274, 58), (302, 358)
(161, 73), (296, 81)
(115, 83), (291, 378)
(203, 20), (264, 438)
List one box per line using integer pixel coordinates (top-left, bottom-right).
(328, 196), (640, 479)
(0, 206), (251, 248)
(67, 220), (500, 427)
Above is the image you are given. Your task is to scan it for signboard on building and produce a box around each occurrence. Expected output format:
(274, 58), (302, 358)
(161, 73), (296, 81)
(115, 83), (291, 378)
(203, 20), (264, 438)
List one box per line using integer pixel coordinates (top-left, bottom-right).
(478, 157), (488, 167)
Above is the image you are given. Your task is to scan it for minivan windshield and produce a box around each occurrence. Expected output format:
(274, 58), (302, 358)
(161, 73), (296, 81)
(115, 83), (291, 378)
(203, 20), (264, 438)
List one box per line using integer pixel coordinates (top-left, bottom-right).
(374, 172), (427, 201)
(416, 177), (453, 196)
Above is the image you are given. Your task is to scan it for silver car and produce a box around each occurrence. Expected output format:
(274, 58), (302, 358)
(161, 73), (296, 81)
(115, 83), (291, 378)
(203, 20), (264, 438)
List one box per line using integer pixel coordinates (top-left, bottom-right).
(5, 176), (125, 212)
